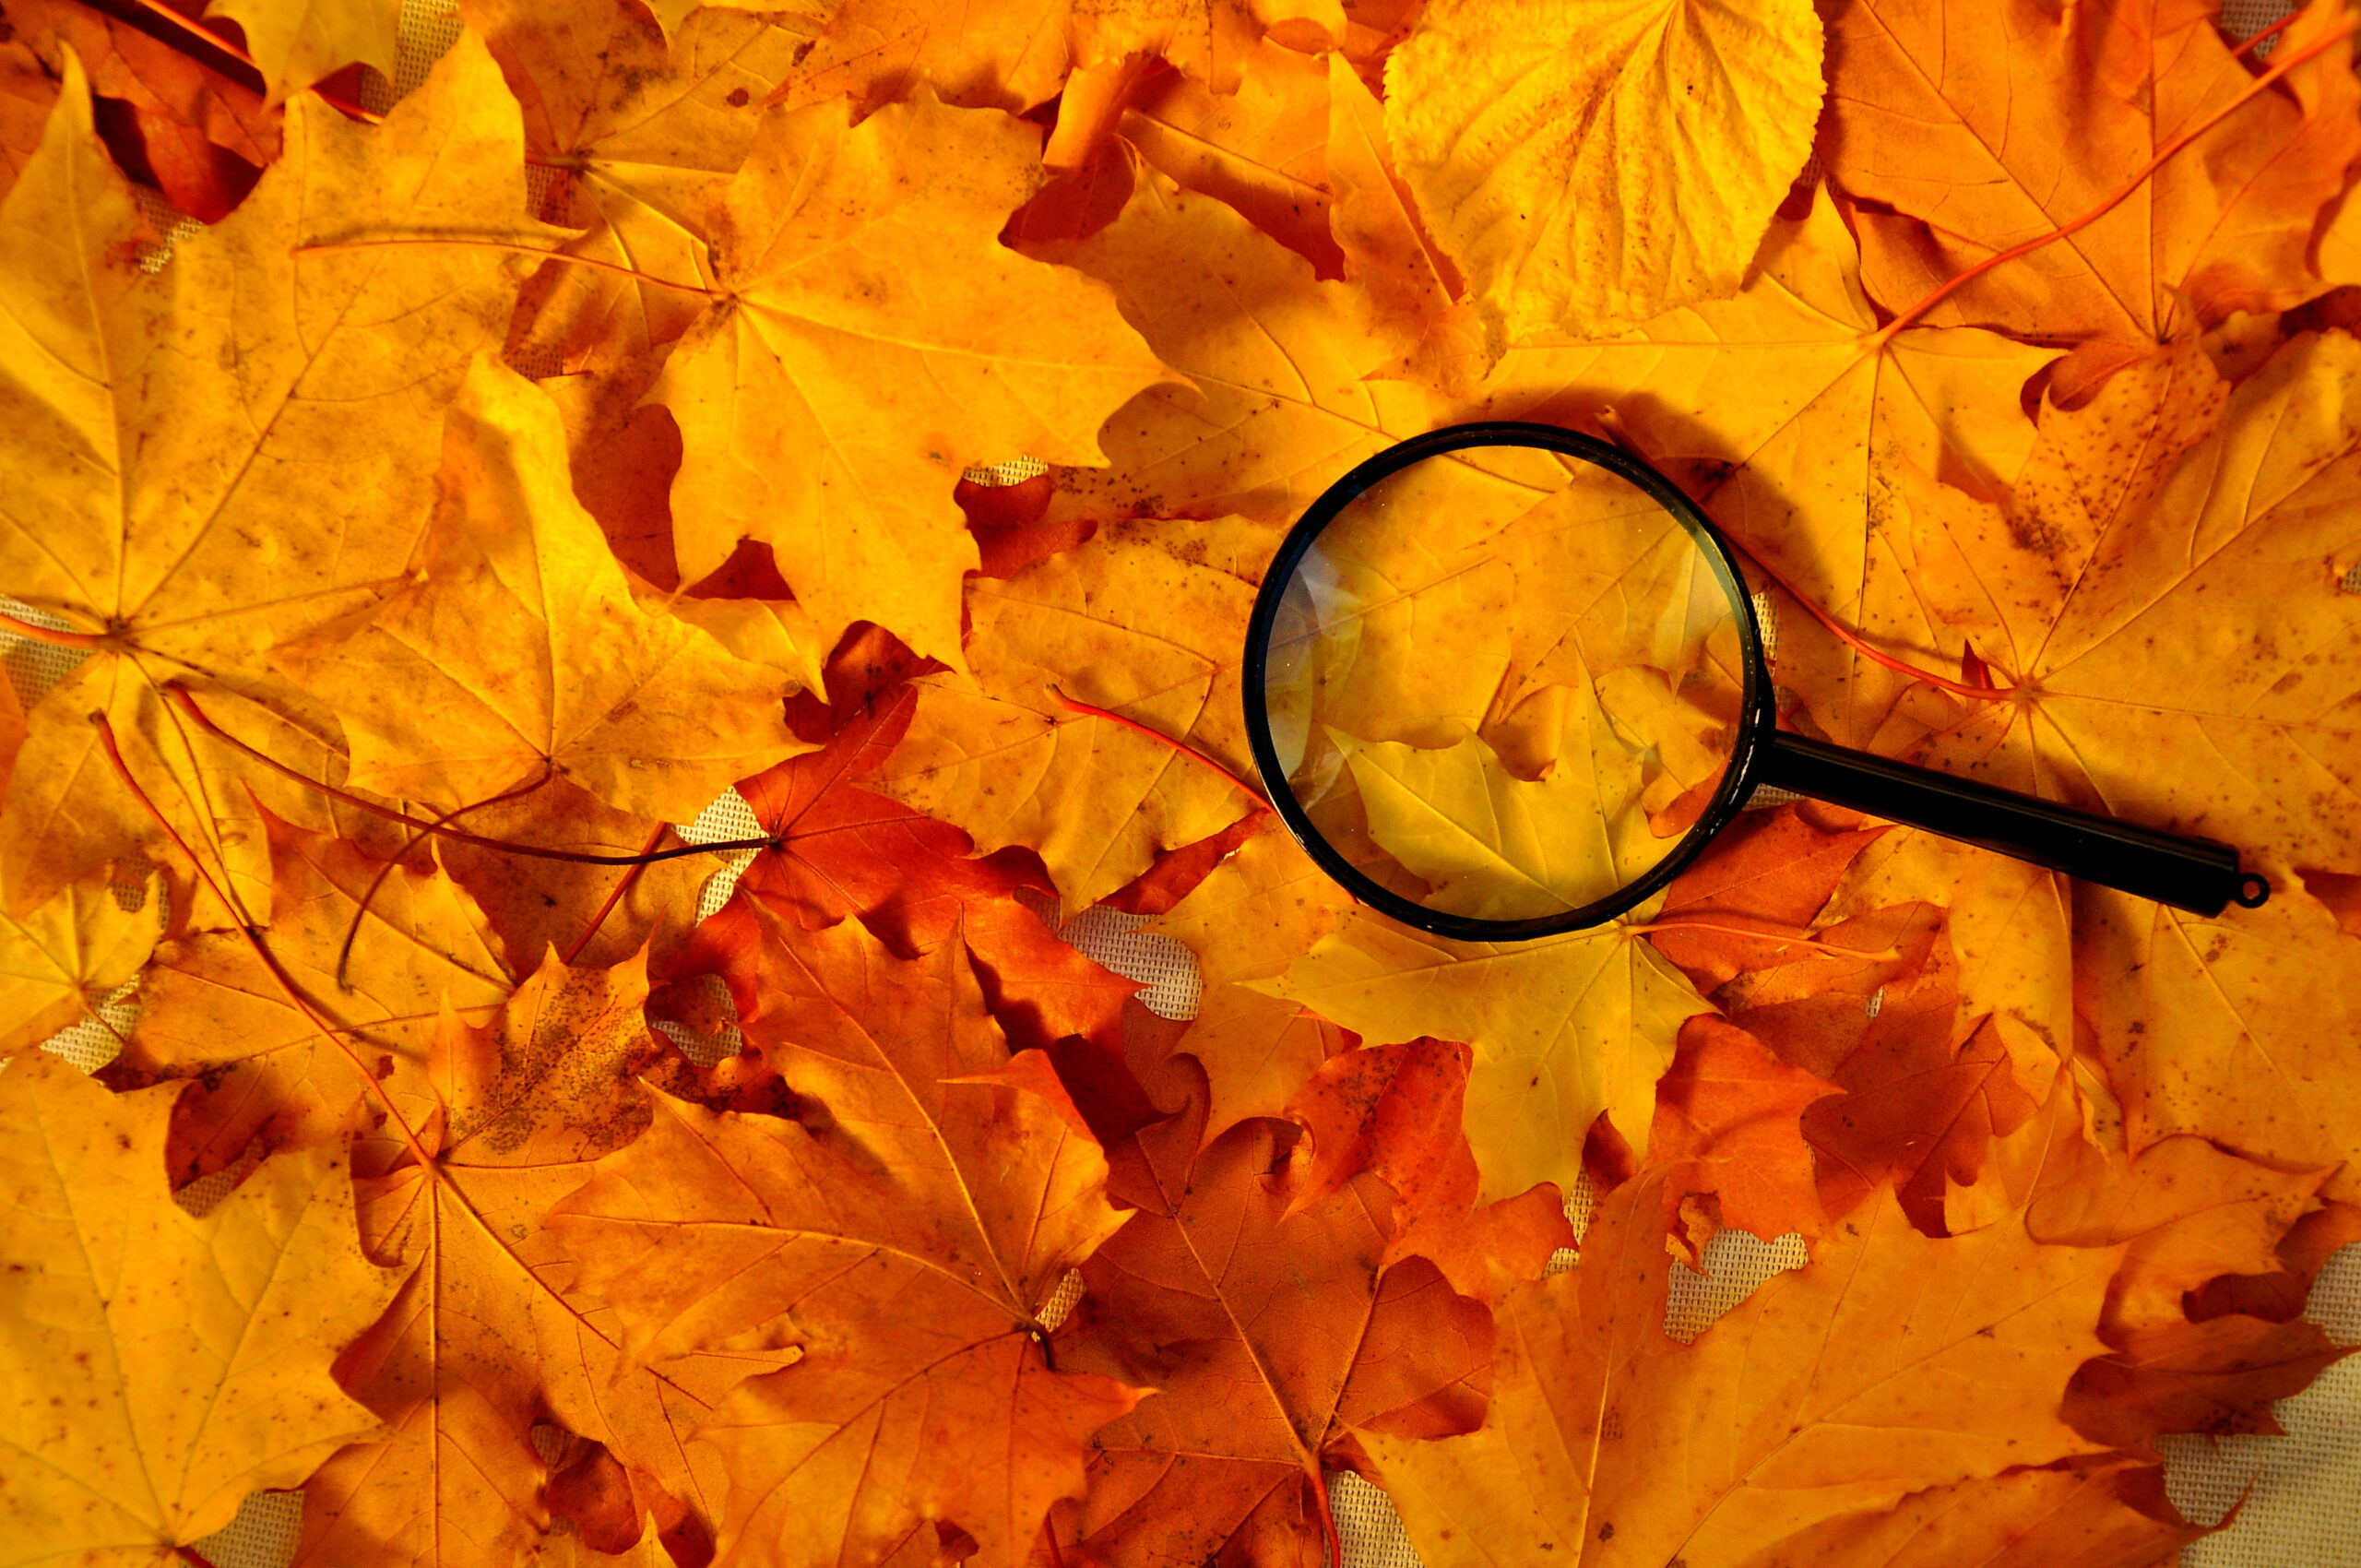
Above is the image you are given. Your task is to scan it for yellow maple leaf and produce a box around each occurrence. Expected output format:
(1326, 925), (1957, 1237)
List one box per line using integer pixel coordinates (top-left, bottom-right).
(0, 1053), (399, 1563)
(652, 86), (1174, 669)
(298, 949), (780, 1568)
(1900, 329), (2361, 873)
(205, 0), (399, 106)
(1026, 166), (1454, 527)
(0, 35), (564, 918)
(0, 867), (160, 1056)
(275, 358), (807, 826)
(872, 517), (1267, 911)
(1260, 908), (1701, 1200)
(1363, 1170), (2125, 1568)
(1385, 0), (1825, 344)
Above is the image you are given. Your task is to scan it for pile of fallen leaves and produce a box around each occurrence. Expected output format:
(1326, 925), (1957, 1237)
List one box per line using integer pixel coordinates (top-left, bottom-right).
(3, 0), (2360, 1564)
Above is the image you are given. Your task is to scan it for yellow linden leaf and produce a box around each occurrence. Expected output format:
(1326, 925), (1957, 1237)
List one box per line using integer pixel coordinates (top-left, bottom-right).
(205, 0), (399, 106)
(871, 517), (1267, 912)
(0, 868), (160, 1057)
(652, 86), (1174, 669)
(1258, 907), (1700, 1199)
(0, 35), (564, 917)
(0, 1053), (399, 1562)
(1385, 0), (1825, 344)
(275, 359), (808, 826)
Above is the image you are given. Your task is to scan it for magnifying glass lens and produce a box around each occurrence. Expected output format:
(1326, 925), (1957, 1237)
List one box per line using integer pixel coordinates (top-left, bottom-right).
(1260, 444), (1750, 923)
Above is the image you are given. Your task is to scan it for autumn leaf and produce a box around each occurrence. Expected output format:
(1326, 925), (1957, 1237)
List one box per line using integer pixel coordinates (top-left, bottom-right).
(471, 0), (819, 362)
(0, 865), (160, 1056)
(299, 949), (773, 1568)
(0, 1052), (398, 1564)
(1825, 0), (2361, 349)
(1387, 0), (1825, 343)
(1363, 1168), (2126, 1568)
(704, 683), (1138, 1053)
(203, 0), (399, 106)
(1646, 1014), (1838, 1259)
(871, 516), (1267, 911)
(276, 357), (806, 826)
(0, 32), (565, 918)
(777, 0), (1339, 117)
(1024, 166), (1454, 527)
(1118, 41), (1341, 276)
(650, 85), (1173, 668)
(548, 918), (1137, 1568)
(1047, 1063), (1496, 1567)
(1283, 1034), (1577, 1301)
(1262, 905), (1702, 1201)
(1736, 1456), (2201, 1568)
(1898, 328), (2361, 876)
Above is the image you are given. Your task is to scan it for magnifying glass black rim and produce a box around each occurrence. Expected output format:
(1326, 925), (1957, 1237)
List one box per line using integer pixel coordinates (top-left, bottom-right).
(1240, 421), (1779, 943)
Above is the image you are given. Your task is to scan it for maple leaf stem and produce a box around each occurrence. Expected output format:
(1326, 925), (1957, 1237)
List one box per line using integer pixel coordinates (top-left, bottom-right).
(1049, 686), (1272, 804)
(1631, 917), (1899, 960)
(1869, 15), (2359, 347)
(1721, 542), (2011, 701)
(2234, 9), (2303, 57)
(173, 1546), (223, 1568)
(560, 820), (670, 965)
(165, 685), (779, 864)
(0, 610), (112, 648)
(88, 709), (445, 1182)
(89, 707), (715, 1413)
(292, 240), (721, 297)
(1309, 1466), (1342, 1568)
(336, 766), (558, 988)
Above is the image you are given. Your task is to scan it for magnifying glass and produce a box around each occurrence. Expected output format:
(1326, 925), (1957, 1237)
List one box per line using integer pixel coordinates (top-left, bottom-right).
(1240, 422), (2271, 943)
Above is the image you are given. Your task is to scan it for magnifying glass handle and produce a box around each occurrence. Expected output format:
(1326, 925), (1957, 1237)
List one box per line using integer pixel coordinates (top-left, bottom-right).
(1754, 731), (2267, 917)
